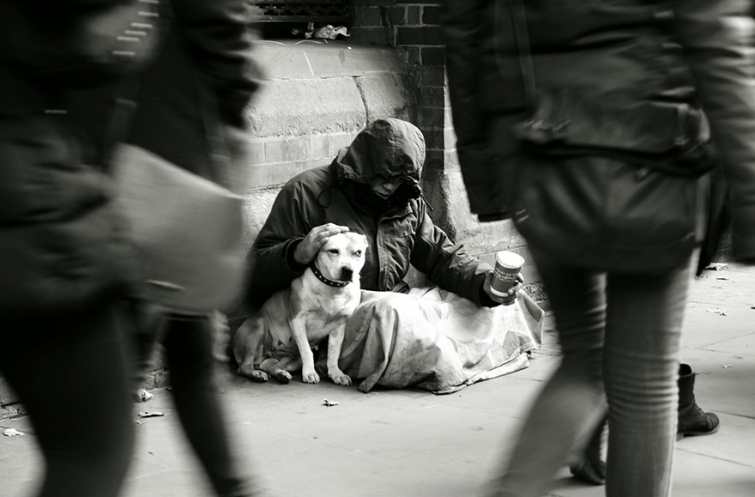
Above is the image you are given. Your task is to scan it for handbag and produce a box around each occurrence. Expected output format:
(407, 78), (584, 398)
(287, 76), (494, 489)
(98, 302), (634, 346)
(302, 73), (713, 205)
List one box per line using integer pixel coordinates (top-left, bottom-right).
(109, 85), (246, 316)
(503, 0), (712, 273)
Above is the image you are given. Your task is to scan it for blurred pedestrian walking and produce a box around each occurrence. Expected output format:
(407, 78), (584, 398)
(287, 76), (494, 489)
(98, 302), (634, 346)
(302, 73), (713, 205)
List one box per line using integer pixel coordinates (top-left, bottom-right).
(442, 1), (755, 496)
(111, 1), (262, 495)
(0, 0), (165, 495)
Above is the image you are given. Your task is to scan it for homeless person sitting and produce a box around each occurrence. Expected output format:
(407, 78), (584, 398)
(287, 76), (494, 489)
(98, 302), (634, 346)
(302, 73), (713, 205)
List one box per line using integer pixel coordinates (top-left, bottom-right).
(239, 118), (543, 394)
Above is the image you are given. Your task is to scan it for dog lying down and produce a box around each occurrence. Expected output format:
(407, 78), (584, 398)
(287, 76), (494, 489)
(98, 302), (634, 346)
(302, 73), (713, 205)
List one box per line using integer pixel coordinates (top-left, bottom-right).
(233, 232), (368, 385)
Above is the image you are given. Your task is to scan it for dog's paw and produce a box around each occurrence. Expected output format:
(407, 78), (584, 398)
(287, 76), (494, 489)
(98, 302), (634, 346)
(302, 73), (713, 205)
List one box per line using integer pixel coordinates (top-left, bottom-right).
(330, 371), (352, 386)
(302, 370), (321, 384)
(273, 371), (292, 384)
(250, 370), (269, 383)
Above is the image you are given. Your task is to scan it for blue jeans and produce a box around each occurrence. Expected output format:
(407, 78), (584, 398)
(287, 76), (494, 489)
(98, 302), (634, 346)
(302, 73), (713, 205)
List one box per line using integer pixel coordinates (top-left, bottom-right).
(486, 253), (695, 497)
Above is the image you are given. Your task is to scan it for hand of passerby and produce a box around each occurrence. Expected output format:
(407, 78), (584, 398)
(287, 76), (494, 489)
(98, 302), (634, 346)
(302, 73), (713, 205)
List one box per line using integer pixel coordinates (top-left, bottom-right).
(483, 272), (524, 305)
(293, 223), (351, 265)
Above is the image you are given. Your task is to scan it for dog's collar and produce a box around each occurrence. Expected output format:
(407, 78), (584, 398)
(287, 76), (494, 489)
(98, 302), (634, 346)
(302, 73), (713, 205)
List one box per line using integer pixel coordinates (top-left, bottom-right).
(310, 262), (349, 288)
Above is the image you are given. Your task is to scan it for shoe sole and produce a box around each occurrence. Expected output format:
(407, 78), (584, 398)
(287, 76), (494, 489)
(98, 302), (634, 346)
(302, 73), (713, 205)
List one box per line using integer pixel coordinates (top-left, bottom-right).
(679, 425), (720, 437)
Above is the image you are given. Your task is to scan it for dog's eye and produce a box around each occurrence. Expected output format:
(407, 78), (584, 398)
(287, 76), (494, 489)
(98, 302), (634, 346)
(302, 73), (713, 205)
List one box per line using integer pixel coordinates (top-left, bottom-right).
(354, 250), (362, 257)
(328, 249), (339, 255)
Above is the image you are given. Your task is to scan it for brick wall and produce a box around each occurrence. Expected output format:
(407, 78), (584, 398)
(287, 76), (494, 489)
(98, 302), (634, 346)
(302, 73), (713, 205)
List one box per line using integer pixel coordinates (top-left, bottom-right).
(349, 1), (451, 228)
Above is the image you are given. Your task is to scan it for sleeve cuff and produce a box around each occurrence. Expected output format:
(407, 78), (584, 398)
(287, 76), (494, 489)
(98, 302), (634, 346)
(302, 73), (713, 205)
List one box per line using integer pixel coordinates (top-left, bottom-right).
(285, 237), (308, 273)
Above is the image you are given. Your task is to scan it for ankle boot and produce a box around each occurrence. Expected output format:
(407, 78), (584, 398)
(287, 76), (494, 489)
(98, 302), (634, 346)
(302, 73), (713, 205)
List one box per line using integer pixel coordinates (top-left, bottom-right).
(678, 363), (720, 437)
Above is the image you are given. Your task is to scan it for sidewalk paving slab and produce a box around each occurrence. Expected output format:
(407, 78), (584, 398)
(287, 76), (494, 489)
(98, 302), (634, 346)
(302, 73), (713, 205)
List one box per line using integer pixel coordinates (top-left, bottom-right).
(0, 263), (754, 496)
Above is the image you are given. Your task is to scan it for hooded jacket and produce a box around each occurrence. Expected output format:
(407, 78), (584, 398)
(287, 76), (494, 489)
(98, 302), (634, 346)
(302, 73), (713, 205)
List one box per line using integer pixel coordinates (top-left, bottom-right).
(248, 118), (494, 309)
(442, 0), (755, 261)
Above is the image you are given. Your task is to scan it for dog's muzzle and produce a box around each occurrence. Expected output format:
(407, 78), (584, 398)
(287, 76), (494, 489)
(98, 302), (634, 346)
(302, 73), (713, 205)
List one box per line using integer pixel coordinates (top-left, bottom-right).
(340, 267), (354, 281)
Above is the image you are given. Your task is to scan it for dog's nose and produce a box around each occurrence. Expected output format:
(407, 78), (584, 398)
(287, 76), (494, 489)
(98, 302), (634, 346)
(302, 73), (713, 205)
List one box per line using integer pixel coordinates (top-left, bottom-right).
(340, 267), (354, 280)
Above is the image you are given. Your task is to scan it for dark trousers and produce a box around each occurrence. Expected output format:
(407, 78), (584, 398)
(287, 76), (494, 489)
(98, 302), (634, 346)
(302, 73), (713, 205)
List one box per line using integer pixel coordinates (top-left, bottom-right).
(127, 302), (254, 497)
(0, 302), (135, 497)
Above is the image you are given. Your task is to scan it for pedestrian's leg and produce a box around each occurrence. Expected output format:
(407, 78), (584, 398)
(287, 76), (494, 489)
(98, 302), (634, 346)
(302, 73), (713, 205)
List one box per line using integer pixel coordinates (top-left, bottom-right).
(122, 298), (163, 398)
(484, 259), (607, 497)
(603, 263), (693, 497)
(163, 317), (256, 497)
(0, 303), (135, 497)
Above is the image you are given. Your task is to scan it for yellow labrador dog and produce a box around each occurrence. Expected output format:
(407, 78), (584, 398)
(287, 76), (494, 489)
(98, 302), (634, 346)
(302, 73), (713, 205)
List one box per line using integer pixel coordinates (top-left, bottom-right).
(234, 232), (368, 385)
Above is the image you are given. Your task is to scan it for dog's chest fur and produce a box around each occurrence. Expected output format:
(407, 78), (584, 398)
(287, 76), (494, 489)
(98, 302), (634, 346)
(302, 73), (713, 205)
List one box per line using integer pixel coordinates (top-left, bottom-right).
(289, 269), (360, 344)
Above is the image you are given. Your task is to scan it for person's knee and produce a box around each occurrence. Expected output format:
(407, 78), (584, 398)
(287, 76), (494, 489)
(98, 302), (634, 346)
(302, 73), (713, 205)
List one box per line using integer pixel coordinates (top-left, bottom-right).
(362, 293), (417, 316)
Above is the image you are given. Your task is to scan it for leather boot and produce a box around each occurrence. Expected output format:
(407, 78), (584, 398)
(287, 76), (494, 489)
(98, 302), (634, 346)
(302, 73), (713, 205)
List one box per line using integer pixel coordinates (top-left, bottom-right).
(571, 364), (720, 485)
(677, 363), (720, 437)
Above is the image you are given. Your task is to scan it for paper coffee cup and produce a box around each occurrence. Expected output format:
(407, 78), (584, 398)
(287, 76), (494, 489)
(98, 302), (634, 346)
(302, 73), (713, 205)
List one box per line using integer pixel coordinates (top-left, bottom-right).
(490, 251), (525, 302)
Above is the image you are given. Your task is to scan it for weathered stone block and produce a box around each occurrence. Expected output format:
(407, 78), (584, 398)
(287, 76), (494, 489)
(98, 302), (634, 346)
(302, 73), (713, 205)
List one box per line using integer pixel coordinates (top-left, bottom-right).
(249, 162), (303, 190)
(309, 134), (331, 161)
(247, 77), (366, 137)
(356, 73), (417, 123)
(243, 188), (284, 246)
(328, 133), (355, 156)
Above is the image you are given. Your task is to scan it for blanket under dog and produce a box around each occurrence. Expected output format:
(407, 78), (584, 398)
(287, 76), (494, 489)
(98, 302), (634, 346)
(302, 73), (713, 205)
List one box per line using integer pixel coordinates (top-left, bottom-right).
(335, 288), (543, 394)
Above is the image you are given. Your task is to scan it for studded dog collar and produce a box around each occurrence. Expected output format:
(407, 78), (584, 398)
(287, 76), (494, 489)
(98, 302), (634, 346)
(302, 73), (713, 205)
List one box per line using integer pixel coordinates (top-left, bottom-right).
(310, 262), (349, 288)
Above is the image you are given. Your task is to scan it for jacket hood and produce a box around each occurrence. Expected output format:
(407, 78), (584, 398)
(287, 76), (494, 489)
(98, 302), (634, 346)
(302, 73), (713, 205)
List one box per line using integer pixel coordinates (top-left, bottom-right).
(332, 118), (426, 185)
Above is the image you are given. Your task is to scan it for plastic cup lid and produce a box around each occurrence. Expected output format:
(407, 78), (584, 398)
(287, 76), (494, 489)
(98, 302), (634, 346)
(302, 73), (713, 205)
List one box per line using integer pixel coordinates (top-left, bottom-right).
(496, 250), (525, 269)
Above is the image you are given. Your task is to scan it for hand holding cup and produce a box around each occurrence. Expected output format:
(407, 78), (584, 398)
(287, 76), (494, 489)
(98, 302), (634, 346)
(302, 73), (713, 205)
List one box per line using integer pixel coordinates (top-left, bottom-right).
(484, 251), (526, 305)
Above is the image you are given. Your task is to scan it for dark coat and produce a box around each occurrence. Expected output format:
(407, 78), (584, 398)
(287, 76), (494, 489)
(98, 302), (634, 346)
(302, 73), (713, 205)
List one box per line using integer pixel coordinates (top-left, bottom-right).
(248, 119), (493, 309)
(442, 0), (755, 262)
(0, 0), (141, 316)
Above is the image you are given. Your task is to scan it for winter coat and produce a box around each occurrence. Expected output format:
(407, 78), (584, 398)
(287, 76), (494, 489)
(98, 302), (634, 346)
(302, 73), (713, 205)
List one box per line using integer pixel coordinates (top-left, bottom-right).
(0, 0), (140, 316)
(442, 0), (755, 261)
(248, 118), (494, 309)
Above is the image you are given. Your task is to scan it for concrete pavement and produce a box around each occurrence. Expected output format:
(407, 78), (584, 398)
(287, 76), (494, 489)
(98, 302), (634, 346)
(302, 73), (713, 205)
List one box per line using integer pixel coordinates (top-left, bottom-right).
(1, 263), (754, 496)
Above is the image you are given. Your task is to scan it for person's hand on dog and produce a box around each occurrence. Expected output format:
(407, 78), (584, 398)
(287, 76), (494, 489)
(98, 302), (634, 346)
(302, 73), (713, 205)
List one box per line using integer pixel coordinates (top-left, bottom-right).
(483, 272), (524, 306)
(293, 223), (351, 265)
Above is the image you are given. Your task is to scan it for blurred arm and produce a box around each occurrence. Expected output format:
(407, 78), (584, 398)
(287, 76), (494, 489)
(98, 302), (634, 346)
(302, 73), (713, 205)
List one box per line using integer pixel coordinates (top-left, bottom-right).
(673, 0), (755, 261)
(171, 0), (263, 126)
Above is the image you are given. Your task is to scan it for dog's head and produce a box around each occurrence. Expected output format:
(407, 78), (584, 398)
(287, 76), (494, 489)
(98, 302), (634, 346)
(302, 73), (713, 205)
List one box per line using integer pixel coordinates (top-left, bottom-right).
(315, 232), (368, 284)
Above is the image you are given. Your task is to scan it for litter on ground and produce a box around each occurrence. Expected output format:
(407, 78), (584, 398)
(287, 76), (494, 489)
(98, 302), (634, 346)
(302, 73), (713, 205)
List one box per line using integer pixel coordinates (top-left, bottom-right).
(705, 263), (729, 271)
(138, 411), (165, 418)
(706, 308), (728, 316)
